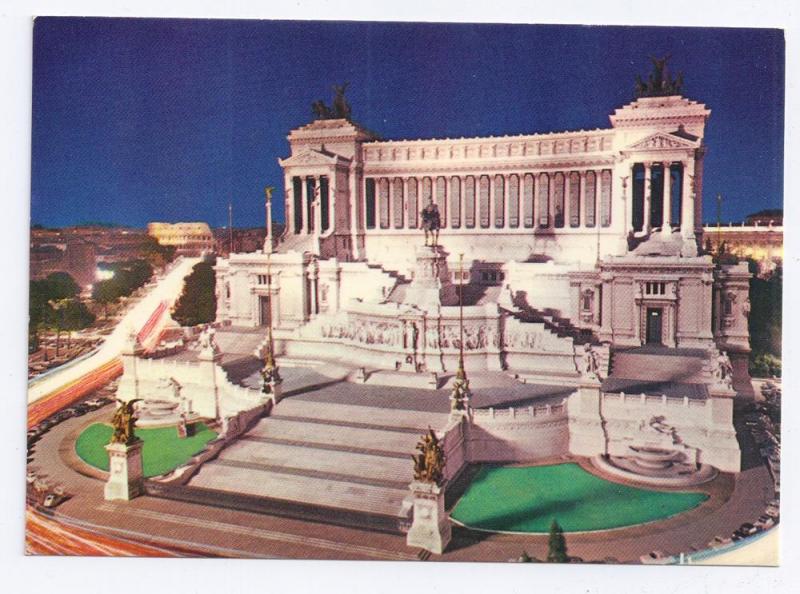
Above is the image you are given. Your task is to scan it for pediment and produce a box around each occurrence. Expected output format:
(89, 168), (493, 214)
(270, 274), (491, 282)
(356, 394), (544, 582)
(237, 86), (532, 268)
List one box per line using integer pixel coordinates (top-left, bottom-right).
(279, 149), (348, 168)
(625, 132), (699, 152)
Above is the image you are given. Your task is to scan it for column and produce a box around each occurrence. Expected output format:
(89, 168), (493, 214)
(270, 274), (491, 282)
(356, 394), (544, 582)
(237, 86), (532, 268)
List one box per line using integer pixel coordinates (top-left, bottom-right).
(580, 171), (587, 228)
(564, 172), (571, 229)
(313, 177), (322, 241)
(488, 174), (495, 229)
(503, 175), (510, 229)
(284, 173), (294, 235)
(349, 165), (360, 260)
(403, 177), (410, 229)
(681, 158), (696, 239)
(661, 162), (672, 237)
(387, 177), (394, 231)
(460, 175), (466, 230)
(264, 189), (273, 253)
(643, 163), (652, 233)
(301, 176), (309, 234)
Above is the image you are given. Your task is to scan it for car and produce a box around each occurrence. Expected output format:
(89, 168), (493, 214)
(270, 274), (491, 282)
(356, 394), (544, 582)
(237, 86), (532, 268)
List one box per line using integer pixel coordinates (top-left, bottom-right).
(640, 550), (671, 564)
(756, 517), (776, 529)
(738, 522), (758, 536)
(84, 398), (103, 409)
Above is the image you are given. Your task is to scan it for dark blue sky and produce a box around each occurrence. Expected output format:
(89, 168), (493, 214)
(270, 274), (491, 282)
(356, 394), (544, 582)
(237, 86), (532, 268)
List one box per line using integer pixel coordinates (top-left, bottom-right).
(30, 18), (784, 228)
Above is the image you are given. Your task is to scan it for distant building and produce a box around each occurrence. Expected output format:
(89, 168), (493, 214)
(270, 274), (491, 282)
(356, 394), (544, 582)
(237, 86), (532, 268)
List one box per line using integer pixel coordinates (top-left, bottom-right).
(212, 226), (282, 257)
(147, 222), (214, 255)
(703, 210), (783, 276)
(29, 238), (96, 289)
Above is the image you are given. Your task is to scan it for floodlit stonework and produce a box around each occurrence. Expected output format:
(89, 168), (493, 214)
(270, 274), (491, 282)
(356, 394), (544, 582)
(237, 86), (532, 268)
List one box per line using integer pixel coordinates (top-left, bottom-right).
(111, 89), (753, 553)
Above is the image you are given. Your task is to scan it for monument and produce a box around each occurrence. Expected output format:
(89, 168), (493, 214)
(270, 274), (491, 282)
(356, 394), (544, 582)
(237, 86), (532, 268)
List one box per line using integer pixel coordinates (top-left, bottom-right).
(104, 399), (144, 501)
(407, 429), (451, 554)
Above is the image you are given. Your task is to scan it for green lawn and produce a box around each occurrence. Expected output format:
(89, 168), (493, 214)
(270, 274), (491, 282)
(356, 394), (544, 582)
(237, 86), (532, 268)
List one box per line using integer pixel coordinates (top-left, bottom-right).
(75, 422), (218, 478)
(451, 463), (708, 533)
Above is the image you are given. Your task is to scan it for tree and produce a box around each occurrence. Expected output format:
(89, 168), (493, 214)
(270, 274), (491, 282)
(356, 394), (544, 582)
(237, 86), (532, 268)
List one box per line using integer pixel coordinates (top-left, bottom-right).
(172, 258), (217, 327)
(92, 279), (121, 319)
(748, 261), (782, 377)
(547, 519), (569, 563)
(60, 298), (96, 350)
(140, 236), (176, 269)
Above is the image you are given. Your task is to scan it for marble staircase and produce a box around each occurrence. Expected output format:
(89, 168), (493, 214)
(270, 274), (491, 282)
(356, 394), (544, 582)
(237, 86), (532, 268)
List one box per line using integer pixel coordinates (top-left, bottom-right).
(184, 397), (449, 533)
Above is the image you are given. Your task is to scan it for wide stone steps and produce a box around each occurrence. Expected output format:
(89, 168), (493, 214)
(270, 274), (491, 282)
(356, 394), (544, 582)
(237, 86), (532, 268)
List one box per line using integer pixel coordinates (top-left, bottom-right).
(246, 417), (422, 455)
(214, 439), (412, 487)
(189, 457), (410, 518)
(181, 399), (449, 532)
(273, 398), (448, 431)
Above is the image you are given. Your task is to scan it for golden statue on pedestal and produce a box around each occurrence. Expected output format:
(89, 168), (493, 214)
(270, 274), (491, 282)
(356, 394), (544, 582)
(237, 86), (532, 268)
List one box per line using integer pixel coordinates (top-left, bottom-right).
(412, 428), (446, 485)
(110, 399), (142, 445)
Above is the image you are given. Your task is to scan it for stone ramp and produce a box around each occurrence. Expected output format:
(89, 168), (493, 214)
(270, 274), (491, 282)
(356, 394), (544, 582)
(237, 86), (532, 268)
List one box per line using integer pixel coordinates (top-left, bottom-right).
(608, 348), (709, 383)
(603, 347), (711, 398)
(185, 399), (449, 533)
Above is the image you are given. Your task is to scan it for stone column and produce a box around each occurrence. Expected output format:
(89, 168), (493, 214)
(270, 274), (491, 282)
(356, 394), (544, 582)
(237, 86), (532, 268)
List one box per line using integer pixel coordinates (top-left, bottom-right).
(564, 172), (571, 229)
(312, 177), (322, 254)
(284, 173), (294, 235)
(104, 440), (144, 501)
(406, 480), (451, 554)
(681, 157), (696, 240)
(643, 162), (652, 233)
(349, 165), (360, 260)
(387, 176), (394, 231)
(488, 174), (495, 228)
(661, 162), (672, 237)
(264, 192), (273, 253)
(301, 176), (309, 234)
(580, 171), (587, 228)
(503, 174), (510, 229)
(459, 175), (466, 230)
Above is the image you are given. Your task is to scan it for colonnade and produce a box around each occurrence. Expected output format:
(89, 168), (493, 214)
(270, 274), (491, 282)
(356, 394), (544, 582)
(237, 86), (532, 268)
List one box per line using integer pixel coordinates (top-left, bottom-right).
(289, 175), (331, 235)
(634, 158), (695, 238)
(363, 170), (613, 232)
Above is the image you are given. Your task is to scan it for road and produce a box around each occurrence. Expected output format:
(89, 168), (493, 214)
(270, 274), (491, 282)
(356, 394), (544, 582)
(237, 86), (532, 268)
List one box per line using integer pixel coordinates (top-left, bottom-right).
(27, 257), (200, 428)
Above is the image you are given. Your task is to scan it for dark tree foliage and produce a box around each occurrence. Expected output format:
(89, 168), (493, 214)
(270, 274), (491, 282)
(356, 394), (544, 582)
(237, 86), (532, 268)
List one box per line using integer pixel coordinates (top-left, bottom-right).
(172, 258), (217, 327)
(29, 278), (95, 353)
(748, 261), (782, 377)
(140, 236), (177, 269)
(547, 519), (569, 563)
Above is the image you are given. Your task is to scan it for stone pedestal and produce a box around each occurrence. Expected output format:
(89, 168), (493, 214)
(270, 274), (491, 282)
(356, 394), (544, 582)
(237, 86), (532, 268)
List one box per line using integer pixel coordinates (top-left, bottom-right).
(265, 378), (283, 404)
(104, 440), (144, 501)
(406, 481), (451, 554)
(567, 380), (607, 457)
(404, 246), (457, 309)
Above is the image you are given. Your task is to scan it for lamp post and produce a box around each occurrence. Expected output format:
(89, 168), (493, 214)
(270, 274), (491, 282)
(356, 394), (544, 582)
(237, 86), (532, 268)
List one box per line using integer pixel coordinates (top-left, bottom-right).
(264, 186), (275, 254)
(261, 253), (282, 401)
(450, 253), (471, 415)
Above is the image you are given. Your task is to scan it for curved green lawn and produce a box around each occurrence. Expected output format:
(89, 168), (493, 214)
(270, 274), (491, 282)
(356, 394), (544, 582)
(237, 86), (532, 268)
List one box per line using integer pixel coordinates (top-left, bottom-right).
(76, 422), (218, 478)
(451, 463), (708, 533)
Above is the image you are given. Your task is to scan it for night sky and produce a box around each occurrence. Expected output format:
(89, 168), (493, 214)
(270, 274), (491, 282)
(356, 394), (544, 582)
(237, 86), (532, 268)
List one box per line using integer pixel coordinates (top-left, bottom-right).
(30, 18), (784, 229)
